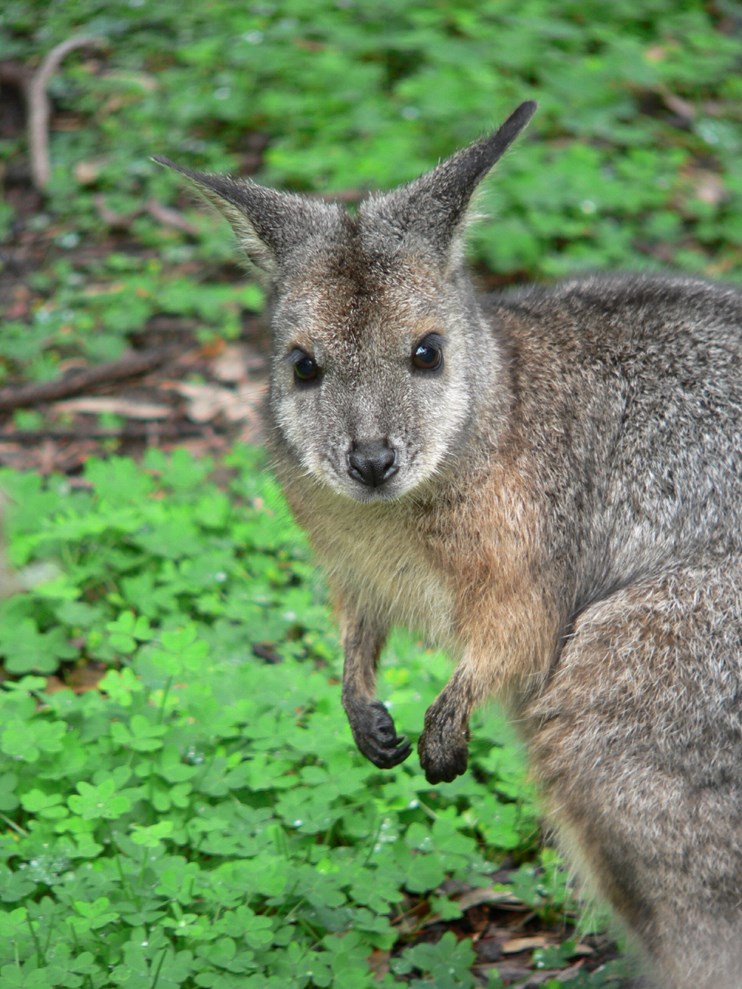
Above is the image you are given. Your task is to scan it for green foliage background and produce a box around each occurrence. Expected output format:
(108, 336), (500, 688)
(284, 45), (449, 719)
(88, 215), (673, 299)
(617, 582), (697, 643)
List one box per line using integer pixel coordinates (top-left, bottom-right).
(0, 449), (568, 988)
(1, 0), (740, 383)
(2, 0), (741, 279)
(0, 0), (739, 985)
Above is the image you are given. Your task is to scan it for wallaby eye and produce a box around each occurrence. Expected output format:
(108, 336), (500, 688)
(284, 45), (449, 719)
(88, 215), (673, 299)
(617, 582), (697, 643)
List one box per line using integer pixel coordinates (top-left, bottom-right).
(411, 335), (444, 372)
(291, 350), (321, 385)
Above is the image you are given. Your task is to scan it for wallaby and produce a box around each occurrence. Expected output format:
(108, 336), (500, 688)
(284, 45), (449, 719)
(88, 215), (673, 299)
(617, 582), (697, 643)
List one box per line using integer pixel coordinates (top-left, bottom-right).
(156, 101), (742, 988)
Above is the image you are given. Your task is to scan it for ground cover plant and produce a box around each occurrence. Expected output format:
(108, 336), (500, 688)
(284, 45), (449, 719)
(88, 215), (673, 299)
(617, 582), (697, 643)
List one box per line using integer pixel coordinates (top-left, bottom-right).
(0, 448), (628, 987)
(0, 0), (740, 984)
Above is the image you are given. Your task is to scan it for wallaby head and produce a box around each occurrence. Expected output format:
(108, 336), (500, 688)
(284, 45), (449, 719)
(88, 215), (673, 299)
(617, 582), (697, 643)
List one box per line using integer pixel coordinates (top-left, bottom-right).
(154, 101), (536, 501)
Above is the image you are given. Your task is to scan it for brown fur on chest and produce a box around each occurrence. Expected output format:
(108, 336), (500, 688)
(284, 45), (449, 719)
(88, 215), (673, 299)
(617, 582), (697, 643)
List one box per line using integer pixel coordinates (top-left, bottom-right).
(284, 454), (552, 661)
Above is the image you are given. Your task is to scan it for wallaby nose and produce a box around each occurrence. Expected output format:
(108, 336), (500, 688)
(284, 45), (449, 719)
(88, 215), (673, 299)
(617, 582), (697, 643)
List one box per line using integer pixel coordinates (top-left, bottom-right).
(347, 440), (398, 488)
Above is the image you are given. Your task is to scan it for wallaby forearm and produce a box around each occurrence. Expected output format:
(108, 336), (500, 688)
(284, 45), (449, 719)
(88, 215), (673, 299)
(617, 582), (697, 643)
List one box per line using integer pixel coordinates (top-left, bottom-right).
(340, 610), (411, 768)
(420, 579), (561, 782)
(340, 610), (384, 704)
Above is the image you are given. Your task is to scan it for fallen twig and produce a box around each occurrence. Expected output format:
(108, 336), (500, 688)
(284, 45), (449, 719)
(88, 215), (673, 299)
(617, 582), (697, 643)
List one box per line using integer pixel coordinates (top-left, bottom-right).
(145, 199), (200, 235)
(0, 346), (180, 413)
(93, 194), (199, 235)
(0, 423), (220, 442)
(28, 34), (107, 191)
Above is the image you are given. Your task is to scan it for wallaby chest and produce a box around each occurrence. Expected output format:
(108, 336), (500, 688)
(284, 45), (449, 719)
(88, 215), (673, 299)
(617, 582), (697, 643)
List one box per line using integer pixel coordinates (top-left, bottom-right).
(282, 475), (458, 646)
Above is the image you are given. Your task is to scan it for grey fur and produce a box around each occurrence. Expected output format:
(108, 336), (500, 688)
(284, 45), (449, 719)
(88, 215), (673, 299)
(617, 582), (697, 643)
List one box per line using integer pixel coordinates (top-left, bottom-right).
(157, 102), (742, 987)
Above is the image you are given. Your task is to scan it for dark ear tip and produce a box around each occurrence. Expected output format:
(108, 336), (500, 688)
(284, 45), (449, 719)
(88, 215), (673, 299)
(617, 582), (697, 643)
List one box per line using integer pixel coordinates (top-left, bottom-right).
(510, 100), (538, 125)
(151, 155), (185, 174)
(150, 156), (209, 187)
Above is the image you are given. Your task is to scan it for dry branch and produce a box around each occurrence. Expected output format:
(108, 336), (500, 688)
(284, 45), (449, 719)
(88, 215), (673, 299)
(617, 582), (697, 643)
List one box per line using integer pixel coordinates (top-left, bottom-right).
(0, 346), (180, 413)
(93, 194), (199, 235)
(28, 35), (107, 191)
(0, 423), (214, 442)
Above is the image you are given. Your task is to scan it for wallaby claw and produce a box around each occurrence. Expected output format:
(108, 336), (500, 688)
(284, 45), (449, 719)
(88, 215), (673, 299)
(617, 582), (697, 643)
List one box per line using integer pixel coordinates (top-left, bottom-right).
(348, 699), (412, 769)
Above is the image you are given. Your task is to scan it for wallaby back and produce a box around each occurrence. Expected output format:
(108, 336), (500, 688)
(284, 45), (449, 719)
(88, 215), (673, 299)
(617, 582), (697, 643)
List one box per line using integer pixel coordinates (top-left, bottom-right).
(157, 102), (742, 988)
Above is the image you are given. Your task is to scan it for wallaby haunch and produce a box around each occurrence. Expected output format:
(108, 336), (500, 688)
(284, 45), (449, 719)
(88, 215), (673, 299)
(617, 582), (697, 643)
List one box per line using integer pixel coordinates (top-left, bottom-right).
(156, 101), (742, 987)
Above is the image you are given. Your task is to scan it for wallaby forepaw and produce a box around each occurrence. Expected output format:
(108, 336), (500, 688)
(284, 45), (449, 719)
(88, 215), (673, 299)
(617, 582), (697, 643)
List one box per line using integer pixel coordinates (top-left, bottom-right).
(348, 700), (412, 769)
(417, 718), (469, 784)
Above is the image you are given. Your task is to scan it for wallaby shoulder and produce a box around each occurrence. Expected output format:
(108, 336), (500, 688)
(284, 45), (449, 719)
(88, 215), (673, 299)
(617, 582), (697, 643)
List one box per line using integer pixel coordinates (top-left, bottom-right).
(488, 271), (742, 356)
(487, 273), (741, 568)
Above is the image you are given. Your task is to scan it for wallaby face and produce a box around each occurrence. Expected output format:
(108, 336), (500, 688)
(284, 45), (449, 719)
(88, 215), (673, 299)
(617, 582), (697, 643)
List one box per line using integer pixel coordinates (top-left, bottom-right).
(157, 101), (742, 989)
(267, 250), (500, 502)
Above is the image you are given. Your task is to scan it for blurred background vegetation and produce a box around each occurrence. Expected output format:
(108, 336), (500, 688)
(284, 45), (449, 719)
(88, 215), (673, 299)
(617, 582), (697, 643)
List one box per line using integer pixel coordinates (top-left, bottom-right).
(0, 3), (740, 986)
(1, 0), (740, 392)
(3, 0), (742, 271)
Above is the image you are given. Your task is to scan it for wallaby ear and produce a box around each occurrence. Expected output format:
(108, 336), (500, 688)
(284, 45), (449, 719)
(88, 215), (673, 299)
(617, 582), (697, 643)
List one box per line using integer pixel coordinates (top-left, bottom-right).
(152, 156), (333, 275)
(360, 100), (537, 266)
